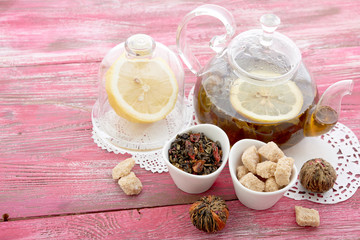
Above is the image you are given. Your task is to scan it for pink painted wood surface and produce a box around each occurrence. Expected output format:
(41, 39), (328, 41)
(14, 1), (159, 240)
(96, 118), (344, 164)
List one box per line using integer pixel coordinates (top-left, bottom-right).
(1, 198), (359, 239)
(1, 0), (360, 239)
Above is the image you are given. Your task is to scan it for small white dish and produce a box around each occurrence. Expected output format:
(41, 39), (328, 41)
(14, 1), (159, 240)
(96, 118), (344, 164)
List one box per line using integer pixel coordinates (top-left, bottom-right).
(162, 124), (230, 194)
(229, 139), (298, 210)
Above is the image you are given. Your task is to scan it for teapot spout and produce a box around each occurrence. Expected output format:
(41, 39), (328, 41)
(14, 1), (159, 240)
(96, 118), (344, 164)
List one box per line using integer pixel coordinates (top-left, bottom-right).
(317, 80), (354, 115)
(304, 80), (354, 137)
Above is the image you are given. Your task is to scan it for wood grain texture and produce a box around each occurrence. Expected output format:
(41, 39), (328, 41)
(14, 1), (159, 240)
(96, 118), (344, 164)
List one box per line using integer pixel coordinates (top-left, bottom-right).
(0, 0), (360, 239)
(1, 197), (360, 239)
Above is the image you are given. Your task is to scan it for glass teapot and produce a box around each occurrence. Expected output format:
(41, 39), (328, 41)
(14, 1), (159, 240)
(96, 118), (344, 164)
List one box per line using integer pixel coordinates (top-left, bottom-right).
(177, 4), (353, 148)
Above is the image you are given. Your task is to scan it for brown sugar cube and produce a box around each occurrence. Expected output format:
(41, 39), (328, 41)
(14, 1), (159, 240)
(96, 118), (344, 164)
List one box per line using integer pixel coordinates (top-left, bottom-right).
(118, 172), (143, 195)
(112, 158), (136, 179)
(264, 177), (280, 192)
(295, 206), (320, 227)
(256, 161), (277, 179)
(239, 173), (265, 192)
(274, 157), (294, 186)
(241, 145), (260, 174)
(237, 165), (249, 180)
(258, 141), (285, 162)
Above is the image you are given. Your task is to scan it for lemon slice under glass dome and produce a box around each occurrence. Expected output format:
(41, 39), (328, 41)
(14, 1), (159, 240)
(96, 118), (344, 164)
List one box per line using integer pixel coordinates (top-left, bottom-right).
(106, 56), (178, 123)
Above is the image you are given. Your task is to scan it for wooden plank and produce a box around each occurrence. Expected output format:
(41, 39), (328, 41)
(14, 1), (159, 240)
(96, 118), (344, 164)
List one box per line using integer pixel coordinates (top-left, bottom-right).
(0, 132), (235, 216)
(1, 196), (360, 239)
(0, 0), (360, 67)
(0, 136), (236, 219)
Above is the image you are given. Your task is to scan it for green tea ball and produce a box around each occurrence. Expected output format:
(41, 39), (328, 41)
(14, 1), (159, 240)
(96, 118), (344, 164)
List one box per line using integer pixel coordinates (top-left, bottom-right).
(189, 195), (229, 233)
(299, 158), (337, 193)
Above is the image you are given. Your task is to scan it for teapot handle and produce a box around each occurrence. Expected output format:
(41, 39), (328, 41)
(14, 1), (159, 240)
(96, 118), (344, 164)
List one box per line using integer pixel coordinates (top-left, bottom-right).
(176, 4), (236, 75)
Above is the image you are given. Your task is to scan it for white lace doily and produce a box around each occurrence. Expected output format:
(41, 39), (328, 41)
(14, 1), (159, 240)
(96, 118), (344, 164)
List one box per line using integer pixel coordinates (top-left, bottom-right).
(92, 132), (170, 173)
(92, 92), (195, 173)
(284, 122), (360, 204)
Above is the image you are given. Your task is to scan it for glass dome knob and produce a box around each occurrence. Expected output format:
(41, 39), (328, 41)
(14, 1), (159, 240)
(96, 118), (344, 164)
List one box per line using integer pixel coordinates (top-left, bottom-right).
(260, 14), (281, 47)
(125, 34), (156, 57)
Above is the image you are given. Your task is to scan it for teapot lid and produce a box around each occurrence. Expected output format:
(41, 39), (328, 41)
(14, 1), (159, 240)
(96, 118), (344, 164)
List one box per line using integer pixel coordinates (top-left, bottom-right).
(228, 14), (301, 85)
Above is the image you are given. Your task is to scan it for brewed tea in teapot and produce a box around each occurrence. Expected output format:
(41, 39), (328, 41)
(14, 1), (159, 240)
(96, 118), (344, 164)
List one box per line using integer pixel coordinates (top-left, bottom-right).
(177, 5), (353, 148)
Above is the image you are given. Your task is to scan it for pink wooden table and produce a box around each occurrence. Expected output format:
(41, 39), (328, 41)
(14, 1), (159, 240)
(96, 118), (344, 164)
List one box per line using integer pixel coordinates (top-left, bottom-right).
(1, 0), (360, 239)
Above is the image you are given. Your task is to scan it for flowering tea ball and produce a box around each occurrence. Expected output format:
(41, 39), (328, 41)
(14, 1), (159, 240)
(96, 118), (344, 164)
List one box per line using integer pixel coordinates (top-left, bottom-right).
(299, 158), (337, 193)
(189, 195), (229, 233)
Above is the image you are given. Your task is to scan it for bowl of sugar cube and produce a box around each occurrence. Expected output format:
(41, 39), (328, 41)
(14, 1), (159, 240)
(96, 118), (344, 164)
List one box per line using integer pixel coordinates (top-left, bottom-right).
(228, 139), (298, 210)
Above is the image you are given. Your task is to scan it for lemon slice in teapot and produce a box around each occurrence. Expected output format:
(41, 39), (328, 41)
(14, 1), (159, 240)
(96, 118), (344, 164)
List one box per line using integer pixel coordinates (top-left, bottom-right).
(105, 56), (178, 123)
(230, 79), (303, 123)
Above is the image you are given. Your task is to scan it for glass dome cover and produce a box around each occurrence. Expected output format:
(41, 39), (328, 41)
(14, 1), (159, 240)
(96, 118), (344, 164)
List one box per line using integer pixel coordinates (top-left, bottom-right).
(92, 34), (191, 151)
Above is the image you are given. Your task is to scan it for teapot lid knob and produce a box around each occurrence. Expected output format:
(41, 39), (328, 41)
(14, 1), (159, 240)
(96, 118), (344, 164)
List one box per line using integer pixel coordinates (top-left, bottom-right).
(260, 14), (281, 47)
